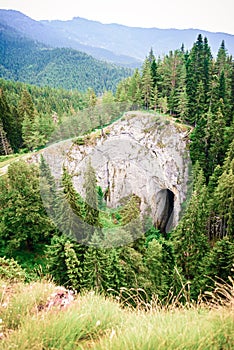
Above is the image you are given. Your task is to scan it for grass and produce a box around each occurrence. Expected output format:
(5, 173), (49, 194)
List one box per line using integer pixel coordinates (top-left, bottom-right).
(0, 152), (29, 167)
(0, 153), (32, 177)
(0, 278), (233, 349)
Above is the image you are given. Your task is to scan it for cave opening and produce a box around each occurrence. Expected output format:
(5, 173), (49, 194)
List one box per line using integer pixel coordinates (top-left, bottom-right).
(156, 189), (175, 233)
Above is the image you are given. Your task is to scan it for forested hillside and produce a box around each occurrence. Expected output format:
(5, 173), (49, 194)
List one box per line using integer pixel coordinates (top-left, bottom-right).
(0, 33), (233, 310)
(0, 78), (98, 152)
(1, 9), (234, 65)
(0, 22), (131, 92)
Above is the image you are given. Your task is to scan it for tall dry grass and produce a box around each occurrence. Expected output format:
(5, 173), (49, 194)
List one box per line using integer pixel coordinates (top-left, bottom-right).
(0, 277), (233, 349)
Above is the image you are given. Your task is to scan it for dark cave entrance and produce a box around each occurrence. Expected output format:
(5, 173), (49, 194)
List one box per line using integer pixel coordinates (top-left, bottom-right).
(156, 189), (175, 233)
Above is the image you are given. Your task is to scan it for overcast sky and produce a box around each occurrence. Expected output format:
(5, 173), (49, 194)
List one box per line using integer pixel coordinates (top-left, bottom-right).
(0, 0), (234, 35)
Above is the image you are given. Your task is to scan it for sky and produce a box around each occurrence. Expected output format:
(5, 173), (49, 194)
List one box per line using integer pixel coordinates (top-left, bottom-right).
(0, 0), (234, 35)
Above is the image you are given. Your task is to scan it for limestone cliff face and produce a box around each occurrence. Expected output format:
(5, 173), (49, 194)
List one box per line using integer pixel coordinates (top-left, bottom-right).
(63, 112), (192, 232)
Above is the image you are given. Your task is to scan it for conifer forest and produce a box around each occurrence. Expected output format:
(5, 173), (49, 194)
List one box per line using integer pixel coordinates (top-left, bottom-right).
(0, 30), (233, 349)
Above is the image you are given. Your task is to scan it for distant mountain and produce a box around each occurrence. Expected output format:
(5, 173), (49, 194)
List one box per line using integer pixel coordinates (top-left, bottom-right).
(0, 10), (140, 67)
(0, 21), (132, 93)
(0, 9), (234, 67)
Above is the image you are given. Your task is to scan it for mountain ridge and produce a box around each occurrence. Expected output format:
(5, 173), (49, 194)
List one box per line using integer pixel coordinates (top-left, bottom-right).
(0, 10), (141, 67)
(0, 9), (234, 67)
(0, 20), (131, 92)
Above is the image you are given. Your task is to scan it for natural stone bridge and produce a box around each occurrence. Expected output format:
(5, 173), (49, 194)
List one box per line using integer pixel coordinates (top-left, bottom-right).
(61, 111), (192, 233)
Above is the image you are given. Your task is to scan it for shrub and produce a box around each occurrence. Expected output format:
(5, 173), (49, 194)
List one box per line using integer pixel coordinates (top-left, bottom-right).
(0, 257), (26, 282)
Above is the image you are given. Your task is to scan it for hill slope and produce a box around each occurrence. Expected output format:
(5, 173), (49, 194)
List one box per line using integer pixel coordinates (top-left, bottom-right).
(0, 22), (131, 93)
(0, 10), (140, 67)
(0, 9), (234, 65)
(42, 16), (234, 59)
(0, 279), (233, 349)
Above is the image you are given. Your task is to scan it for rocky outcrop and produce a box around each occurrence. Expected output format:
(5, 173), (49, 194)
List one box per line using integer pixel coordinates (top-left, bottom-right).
(60, 111), (192, 232)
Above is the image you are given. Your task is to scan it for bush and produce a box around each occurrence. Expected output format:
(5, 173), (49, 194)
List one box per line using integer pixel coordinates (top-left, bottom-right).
(0, 257), (26, 282)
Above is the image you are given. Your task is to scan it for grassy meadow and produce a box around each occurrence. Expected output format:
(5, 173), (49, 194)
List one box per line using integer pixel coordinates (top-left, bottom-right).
(0, 278), (233, 349)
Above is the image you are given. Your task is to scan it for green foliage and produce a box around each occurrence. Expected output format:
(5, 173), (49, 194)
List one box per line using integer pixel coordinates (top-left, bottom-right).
(145, 226), (161, 247)
(83, 159), (101, 234)
(83, 230), (110, 293)
(0, 160), (55, 253)
(46, 235), (71, 286)
(0, 256), (26, 282)
(0, 34), (233, 306)
(0, 26), (132, 94)
(0, 280), (233, 349)
(0, 78), (88, 152)
(198, 237), (234, 293)
(172, 168), (210, 285)
(64, 241), (82, 291)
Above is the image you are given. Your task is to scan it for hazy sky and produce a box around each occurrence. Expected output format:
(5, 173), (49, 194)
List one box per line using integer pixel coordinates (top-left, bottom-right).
(0, 0), (234, 35)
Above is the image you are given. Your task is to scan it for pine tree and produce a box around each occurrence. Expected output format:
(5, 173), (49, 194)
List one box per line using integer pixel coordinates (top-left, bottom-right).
(119, 245), (150, 291)
(176, 86), (188, 122)
(0, 88), (23, 152)
(83, 230), (110, 292)
(107, 248), (126, 292)
(198, 237), (234, 293)
(39, 155), (57, 219)
(189, 114), (208, 172)
(64, 241), (82, 291)
(148, 49), (158, 89)
(141, 58), (153, 109)
(46, 235), (71, 286)
(231, 61), (234, 115)
(150, 85), (158, 110)
(86, 87), (97, 108)
(203, 36), (212, 105)
(0, 161), (54, 252)
(172, 168), (209, 284)
(57, 167), (85, 243)
(144, 239), (164, 296)
(17, 89), (35, 122)
(0, 121), (12, 155)
(186, 34), (212, 125)
(214, 150), (234, 237)
(208, 104), (226, 174)
(83, 158), (100, 239)
(127, 69), (142, 106)
(158, 49), (185, 114)
(194, 81), (206, 124)
(215, 40), (228, 76)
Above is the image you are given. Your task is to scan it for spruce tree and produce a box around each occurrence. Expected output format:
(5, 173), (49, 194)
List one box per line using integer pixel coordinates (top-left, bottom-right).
(83, 230), (110, 292)
(203, 36), (212, 105)
(144, 239), (164, 297)
(141, 58), (153, 109)
(186, 34), (212, 124)
(107, 248), (126, 292)
(57, 167), (85, 243)
(214, 153), (234, 237)
(46, 234), (71, 286)
(172, 168), (209, 286)
(189, 114), (208, 172)
(83, 158), (101, 239)
(64, 241), (83, 291)
(176, 86), (189, 122)
(148, 49), (158, 89)
(39, 155), (57, 218)
(0, 161), (54, 252)
(127, 69), (142, 106)
(0, 89), (17, 151)
(215, 40), (228, 76)
(198, 237), (234, 293)
(207, 104), (226, 174)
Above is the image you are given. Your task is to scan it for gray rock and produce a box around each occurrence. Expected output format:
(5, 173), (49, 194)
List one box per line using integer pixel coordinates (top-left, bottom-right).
(61, 111), (192, 232)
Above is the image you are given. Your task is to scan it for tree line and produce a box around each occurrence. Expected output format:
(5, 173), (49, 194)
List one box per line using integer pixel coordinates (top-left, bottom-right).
(0, 34), (233, 302)
(116, 36), (234, 178)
